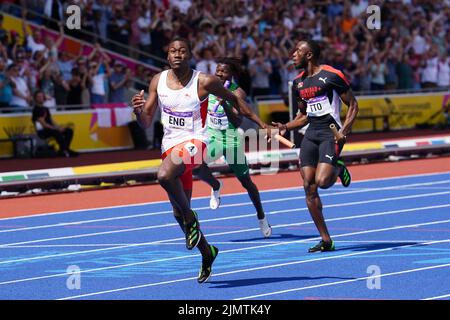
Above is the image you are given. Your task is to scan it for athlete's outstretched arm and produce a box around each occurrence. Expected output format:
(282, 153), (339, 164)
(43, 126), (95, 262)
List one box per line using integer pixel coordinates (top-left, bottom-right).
(339, 89), (359, 138)
(272, 101), (309, 135)
(220, 87), (249, 128)
(203, 75), (268, 129)
(131, 73), (160, 128)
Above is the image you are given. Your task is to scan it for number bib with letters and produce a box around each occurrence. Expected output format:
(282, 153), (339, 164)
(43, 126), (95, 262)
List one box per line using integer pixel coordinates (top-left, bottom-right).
(306, 95), (332, 117)
(162, 107), (194, 130)
(207, 111), (229, 130)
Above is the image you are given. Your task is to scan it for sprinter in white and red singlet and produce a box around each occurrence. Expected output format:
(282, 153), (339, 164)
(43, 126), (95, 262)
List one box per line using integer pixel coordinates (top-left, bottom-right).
(131, 38), (269, 283)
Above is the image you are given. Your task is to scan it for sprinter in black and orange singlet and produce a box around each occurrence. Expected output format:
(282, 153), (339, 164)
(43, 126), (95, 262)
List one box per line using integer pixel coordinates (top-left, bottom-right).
(273, 39), (359, 253)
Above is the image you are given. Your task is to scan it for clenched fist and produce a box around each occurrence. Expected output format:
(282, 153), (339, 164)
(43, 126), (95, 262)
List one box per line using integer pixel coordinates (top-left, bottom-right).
(131, 90), (145, 114)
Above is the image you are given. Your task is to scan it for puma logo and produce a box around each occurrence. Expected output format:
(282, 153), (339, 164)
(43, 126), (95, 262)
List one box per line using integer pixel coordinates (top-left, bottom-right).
(319, 77), (327, 84)
(325, 154), (334, 161)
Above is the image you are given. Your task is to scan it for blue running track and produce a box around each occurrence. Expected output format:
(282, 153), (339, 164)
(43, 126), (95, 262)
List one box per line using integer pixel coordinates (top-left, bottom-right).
(0, 171), (450, 300)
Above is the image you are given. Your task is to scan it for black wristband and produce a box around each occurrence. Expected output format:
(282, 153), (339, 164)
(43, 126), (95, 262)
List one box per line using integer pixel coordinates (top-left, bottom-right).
(133, 107), (143, 115)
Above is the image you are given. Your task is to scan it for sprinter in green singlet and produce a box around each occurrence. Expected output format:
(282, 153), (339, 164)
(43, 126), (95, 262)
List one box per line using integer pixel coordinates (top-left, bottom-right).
(194, 57), (272, 237)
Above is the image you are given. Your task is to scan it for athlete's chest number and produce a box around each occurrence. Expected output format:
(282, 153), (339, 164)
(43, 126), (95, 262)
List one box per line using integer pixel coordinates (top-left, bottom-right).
(162, 108), (193, 130)
(308, 102), (322, 112)
(306, 96), (332, 116)
(169, 116), (185, 127)
(210, 117), (222, 125)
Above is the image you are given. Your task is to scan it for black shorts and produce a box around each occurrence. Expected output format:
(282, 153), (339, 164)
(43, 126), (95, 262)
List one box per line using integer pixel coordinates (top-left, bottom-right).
(300, 122), (343, 168)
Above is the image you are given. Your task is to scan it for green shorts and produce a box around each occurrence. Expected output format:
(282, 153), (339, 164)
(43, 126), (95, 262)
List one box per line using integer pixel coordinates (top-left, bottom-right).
(207, 129), (249, 178)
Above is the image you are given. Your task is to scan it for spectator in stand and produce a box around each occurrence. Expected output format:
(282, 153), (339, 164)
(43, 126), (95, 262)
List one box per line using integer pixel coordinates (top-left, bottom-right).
(32, 90), (78, 157)
(109, 60), (131, 103)
(350, 0), (368, 18)
(22, 11), (46, 56)
(171, 0), (193, 15)
(133, 64), (148, 91)
(327, 0), (343, 22)
(385, 50), (399, 90)
(137, 4), (152, 62)
(93, 0), (112, 44)
(57, 51), (76, 82)
(437, 52), (449, 90)
(340, 8), (358, 34)
(343, 58), (360, 92)
(397, 53), (414, 90)
(411, 27), (429, 56)
(87, 43), (111, 104)
(38, 57), (59, 108)
(88, 59), (110, 104)
(195, 47), (217, 75)
(0, 57), (13, 110)
(78, 1), (100, 42)
(279, 60), (298, 101)
(421, 46), (439, 89)
(108, 8), (130, 56)
(44, 0), (64, 31)
(66, 67), (88, 106)
(9, 63), (32, 110)
(260, 38), (283, 95)
(7, 0), (448, 96)
(249, 51), (272, 97)
(369, 53), (388, 91)
(74, 56), (91, 105)
(150, 21), (166, 60)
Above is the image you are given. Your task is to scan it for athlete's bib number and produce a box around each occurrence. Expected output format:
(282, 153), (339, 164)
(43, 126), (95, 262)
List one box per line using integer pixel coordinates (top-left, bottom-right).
(306, 96), (332, 117)
(162, 107), (193, 130)
(208, 113), (228, 130)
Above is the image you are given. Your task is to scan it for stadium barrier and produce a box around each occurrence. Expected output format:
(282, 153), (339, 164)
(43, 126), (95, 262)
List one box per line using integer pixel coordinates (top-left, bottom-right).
(256, 89), (450, 133)
(0, 104), (135, 158)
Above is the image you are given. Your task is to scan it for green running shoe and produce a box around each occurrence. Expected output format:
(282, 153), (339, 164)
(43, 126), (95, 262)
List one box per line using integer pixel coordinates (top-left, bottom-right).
(337, 159), (351, 187)
(198, 245), (219, 283)
(308, 240), (335, 253)
(185, 211), (202, 250)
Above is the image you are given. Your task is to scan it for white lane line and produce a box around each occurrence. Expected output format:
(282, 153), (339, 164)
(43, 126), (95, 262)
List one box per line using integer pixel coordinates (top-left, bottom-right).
(2, 215), (450, 289)
(235, 262), (450, 300)
(1, 180), (449, 235)
(58, 236), (450, 300)
(2, 240), (437, 248)
(0, 203), (449, 266)
(422, 293), (450, 300)
(0, 188), (449, 249)
(1, 170), (449, 221)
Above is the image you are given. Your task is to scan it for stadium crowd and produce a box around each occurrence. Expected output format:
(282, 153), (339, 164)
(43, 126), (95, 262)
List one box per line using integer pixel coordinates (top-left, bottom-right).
(0, 0), (449, 111)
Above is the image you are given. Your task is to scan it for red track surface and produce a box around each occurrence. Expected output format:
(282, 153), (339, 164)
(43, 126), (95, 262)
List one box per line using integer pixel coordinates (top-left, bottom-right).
(1, 156), (449, 218)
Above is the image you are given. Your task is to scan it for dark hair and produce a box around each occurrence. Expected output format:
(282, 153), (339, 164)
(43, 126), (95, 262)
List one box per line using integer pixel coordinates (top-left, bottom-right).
(34, 90), (44, 100)
(71, 67), (80, 76)
(305, 39), (321, 60)
(215, 57), (242, 78)
(168, 37), (192, 53)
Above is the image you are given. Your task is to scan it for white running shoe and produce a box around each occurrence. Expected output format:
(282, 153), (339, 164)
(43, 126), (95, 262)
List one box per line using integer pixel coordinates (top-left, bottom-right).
(209, 179), (223, 210)
(259, 217), (272, 238)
